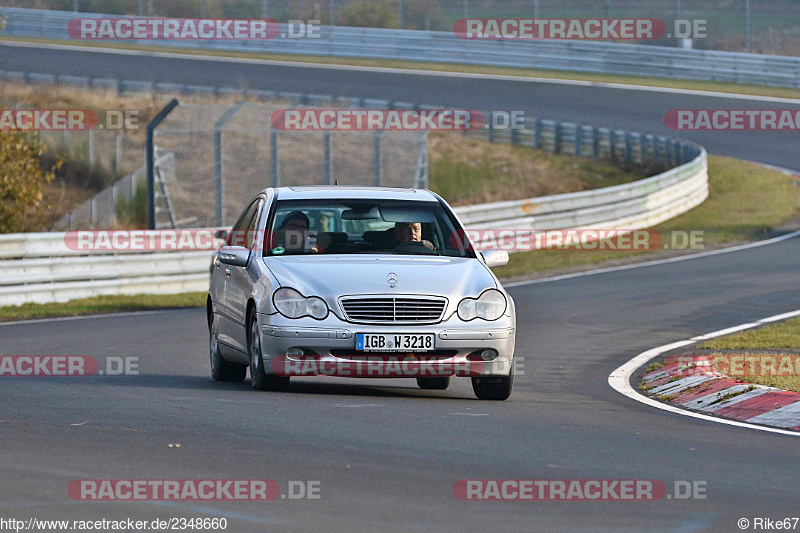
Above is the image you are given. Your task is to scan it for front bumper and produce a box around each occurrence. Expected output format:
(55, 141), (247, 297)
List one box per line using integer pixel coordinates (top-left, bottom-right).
(257, 312), (515, 378)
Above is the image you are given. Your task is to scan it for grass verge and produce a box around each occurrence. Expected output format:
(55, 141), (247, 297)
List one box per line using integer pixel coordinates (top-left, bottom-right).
(696, 317), (800, 392)
(493, 155), (800, 278)
(0, 292), (207, 322)
(701, 318), (800, 350)
(3, 36), (800, 101)
(427, 132), (649, 206)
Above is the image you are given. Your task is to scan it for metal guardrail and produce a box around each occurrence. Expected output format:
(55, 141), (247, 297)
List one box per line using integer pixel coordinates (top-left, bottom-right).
(0, 144), (706, 306)
(1, 7), (799, 88)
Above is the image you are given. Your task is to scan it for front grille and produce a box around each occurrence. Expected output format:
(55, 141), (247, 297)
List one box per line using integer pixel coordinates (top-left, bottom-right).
(340, 296), (447, 324)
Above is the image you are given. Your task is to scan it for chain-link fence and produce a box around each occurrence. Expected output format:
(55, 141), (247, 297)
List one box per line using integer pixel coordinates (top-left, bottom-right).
(53, 98), (428, 230)
(154, 101), (426, 228)
(39, 128), (142, 178)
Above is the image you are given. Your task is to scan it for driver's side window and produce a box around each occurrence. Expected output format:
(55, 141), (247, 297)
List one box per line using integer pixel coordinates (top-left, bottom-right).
(228, 200), (260, 247)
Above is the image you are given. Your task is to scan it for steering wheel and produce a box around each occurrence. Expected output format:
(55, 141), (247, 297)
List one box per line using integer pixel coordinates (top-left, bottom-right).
(392, 241), (438, 255)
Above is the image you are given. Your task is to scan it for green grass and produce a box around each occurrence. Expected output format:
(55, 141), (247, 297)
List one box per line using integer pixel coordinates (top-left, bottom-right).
(493, 155), (800, 278)
(698, 318), (800, 392)
(3, 35), (800, 100)
(738, 375), (800, 393)
(0, 292), (207, 322)
(701, 318), (800, 350)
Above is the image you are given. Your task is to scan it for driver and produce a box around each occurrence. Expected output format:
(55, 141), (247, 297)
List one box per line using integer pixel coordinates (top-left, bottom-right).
(394, 222), (435, 251)
(276, 211), (311, 251)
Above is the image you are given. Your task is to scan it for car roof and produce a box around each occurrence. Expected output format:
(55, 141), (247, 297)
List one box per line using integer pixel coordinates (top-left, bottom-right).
(267, 186), (438, 202)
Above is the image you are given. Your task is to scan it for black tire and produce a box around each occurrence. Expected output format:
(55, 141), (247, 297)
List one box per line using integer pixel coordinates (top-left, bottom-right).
(248, 314), (290, 391)
(416, 376), (451, 390)
(472, 364), (514, 401)
(209, 314), (247, 382)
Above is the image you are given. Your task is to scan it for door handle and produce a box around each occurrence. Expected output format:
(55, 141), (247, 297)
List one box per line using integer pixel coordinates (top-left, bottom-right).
(225, 268), (232, 276)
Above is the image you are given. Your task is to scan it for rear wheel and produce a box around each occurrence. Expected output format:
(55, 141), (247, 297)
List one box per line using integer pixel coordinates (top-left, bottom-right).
(472, 365), (513, 401)
(209, 314), (246, 382)
(416, 376), (451, 390)
(248, 314), (290, 391)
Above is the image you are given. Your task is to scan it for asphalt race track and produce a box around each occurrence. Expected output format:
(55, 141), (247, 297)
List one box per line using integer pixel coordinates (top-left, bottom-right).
(1, 42), (800, 532)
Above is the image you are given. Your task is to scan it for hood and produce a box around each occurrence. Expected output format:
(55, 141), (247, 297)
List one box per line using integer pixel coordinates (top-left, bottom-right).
(264, 255), (497, 310)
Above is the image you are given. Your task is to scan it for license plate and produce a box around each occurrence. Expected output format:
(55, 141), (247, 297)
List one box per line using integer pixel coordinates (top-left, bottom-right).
(356, 333), (435, 352)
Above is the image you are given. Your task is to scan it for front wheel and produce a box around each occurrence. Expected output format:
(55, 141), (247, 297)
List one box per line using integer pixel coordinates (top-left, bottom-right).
(210, 314), (246, 382)
(248, 314), (290, 391)
(472, 364), (513, 401)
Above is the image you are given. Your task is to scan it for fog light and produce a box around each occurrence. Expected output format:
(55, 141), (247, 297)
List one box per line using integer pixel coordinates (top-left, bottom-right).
(480, 349), (498, 361)
(286, 348), (304, 357)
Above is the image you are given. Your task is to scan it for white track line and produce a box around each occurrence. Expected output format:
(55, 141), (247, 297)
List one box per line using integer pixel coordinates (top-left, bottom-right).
(608, 309), (800, 437)
(3, 40), (800, 104)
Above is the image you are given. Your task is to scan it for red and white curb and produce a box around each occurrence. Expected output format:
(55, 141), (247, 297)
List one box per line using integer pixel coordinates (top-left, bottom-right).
(640, 356), (800, 430)
(609, 309), (800, 437)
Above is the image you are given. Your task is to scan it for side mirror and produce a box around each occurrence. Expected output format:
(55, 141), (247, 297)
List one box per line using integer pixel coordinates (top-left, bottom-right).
(480, 249), (509, 268)
(214, 229), (229, 241)
(218, 246), (250, 267)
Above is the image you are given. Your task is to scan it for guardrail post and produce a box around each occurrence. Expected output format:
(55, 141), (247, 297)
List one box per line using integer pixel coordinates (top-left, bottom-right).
(650, 135), (657, 167)
(574, 125), (582, 157)
(534, 119), (542, 149)
(324, 131), (334, 185)
(624, 132), (632, 165)
(115, 132), (122, 176)
(88, 128), (95, 165)
(487, 111), (495, 143)
(554, 123), (562, 154)
(609, 130), (616, 162)
(270, 126), (280, 187)
(146, 98), (179, 230)
(373, 131), (382, 186)
(592, 127), (600, 159)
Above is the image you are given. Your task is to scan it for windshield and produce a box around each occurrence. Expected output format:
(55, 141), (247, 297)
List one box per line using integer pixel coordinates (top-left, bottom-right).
(263, 199), (475, 258)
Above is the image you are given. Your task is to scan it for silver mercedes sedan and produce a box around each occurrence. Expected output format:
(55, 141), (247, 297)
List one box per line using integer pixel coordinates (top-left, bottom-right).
(207, 186), (516, 400)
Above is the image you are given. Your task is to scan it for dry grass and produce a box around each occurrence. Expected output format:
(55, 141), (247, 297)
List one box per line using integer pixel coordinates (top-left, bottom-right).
(428, 132), (648, 206)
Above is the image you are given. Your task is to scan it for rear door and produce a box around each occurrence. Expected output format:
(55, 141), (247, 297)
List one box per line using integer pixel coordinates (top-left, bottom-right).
(216, 199), (261, 352)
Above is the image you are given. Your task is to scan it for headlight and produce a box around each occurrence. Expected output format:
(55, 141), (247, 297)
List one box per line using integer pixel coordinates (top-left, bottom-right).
(273, 288), (329, 320)
(457, 289), (507, 321)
